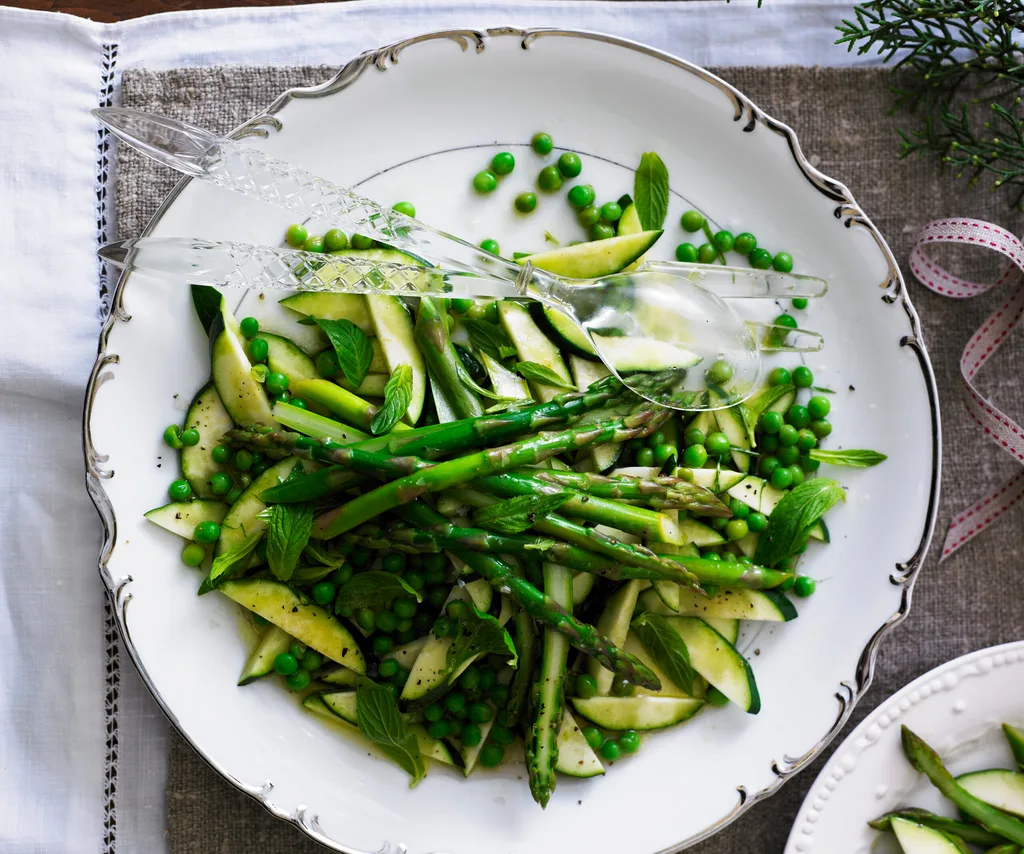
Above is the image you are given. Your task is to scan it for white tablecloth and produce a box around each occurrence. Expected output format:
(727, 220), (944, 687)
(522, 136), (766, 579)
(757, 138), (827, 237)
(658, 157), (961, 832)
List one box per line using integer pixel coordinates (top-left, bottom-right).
(0, 2), (877, 850)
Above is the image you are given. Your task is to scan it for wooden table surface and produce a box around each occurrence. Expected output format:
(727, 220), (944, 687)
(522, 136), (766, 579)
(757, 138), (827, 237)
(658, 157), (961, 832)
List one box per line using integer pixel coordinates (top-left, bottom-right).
(12, 0), (340, 24)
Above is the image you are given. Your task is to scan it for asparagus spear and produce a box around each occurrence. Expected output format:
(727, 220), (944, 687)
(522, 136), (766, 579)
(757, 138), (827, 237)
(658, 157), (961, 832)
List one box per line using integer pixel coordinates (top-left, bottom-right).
(290, 378), (411, 434)
(506, 604), (537, 728)
(1005, 723), (1024, 769)
(311, 406), (670, 539)
(415, 297), (484, 420)
(901, 726), (1024, 845)
(527, 562), (572, 807)
(526, 469), (729, 516)
(868, 811), (1008, 848)
(474, 471), (685, 544)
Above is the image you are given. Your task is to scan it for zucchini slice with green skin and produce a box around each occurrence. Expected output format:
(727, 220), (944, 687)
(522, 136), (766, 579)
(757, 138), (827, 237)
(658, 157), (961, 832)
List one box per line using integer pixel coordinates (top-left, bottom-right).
(529, 301), (598, 359)
(587, 579), (646, 695)
(617, 204), (649, 272)
(218, 579), (365, 673)
(590, 336), (702, 374)
(679, 518), (727, 547)
(1005, 723), (1024, 769)
(713, 406), (752, 474)
(571, 356), (621, 473)
(956, 770), (1024, 816)
(263, 332), (318, 383)
(317, 664), (360, 688)
(665, 617), (760, 714)
(890, 817), (968, 854)
(340, 373), (389, 398)
(521, 230), (663, 278)
(704, 616), (740, 644)
(366, 295), (426, 424)
(144, 500), (227, 539)
(572, 571), (596, 606)
(384, 636), (429, 669)
(571, 695), (704, 731)
(498, 301), (572, 403)
(639, 586), (797, 622)
(209, 300), (277, 429)
(554, 710), (605, 778)
(479, 351), (531, 403)
(180, 382), (233, 498)
(278, 290), (373, 334)
(459, 717), (496, 776)
(272, 401), (370, 444)
(217, 456), (301, 555)
(238, 626), (291, 686)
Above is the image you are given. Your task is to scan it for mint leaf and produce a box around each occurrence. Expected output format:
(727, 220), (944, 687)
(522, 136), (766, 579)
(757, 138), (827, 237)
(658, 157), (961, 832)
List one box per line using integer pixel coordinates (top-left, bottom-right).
(356, 677), (425, 787)
(266, 502), (314, 581)
(472, 493), (571, 534)
(513, 361), (575, 390)
(190, 284), (222, 336)
(312, 317), (373, 387)
(755, 478), (846, 566)
(634, 152), (669, 230)
(200, 530), (262, 593)
(370, 364), (413, 435)
(455, 360), (515, 403)
(335, 571), (421, 614)
(462, 318), (517, 361)
(808, 449), (888, 468)
(741, 383), (795, 442)
(446, 604), (518, 683)
(302, 542), (347, 568)
(290, 564), (335, 584)
(631, 611), (695, 694)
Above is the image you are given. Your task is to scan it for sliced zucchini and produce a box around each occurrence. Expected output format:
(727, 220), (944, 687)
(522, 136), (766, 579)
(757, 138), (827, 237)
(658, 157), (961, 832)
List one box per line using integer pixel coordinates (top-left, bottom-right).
(383, 636), (429, 669)
(318, 664), (360, 687)
(572, 571), (596, 606)
(238, 626), (291, 685)
(589, 335), (702, 373)
(617, 204), (649, 272)
(571, 356), (620, 473)
(430, 376), (459, 424)
(181, 382), (233, 498)
(665, 617), (760, 713)
(498, 301), (572, 403)
(263, 332), (318, 383)
(554, 710), (605, 778)
(209, 300), (277, 429)
(521, 230), (662, 278)
(144, 500), (227, 539)
(459, 717), (496, 776)
(272, 399), (370, 444)
(571, 695), (703, 731)
(319, 690), (359, 723)
(480, 351), (531, 403)
(679, 518), (726, 547)
(734, 531), (759, 559)
(340, 373), (389, 398)
(408, 724), (457, 766)
(681, 467), (748, 493)
(529, 301), (597, 359)
(217, 456), (301, 555)
(587, 579), (645, 695)
(650, 543), (699, 612)
(366, 295), (426, 424)
(713, 406), (752, 474)
(890, 817), (967, 853)
(639, 586), (797, 622)
(704, 616), (740, 644)
(218, 578), (365, 673)
(463, 578), (494, 614)
(231, 287), (325, 354)
(278, 291), (373, 334)
(956, 770), (1024, 816)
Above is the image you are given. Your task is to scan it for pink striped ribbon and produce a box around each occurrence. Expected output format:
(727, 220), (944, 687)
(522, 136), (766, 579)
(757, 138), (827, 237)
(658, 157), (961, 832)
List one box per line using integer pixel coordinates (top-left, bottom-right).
(909, 218), (1024, 560)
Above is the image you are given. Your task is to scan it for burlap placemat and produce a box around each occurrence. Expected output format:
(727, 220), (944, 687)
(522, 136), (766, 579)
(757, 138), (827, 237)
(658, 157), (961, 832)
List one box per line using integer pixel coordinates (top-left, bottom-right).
(119, 64), (1024, 853)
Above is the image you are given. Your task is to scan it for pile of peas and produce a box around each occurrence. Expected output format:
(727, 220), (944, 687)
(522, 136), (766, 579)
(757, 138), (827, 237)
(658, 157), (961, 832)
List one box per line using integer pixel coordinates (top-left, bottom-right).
(271, 637), (325, 692)
(471, 132), (625, 243)
(570, 673), (642, 761)
(282, 199), (417, 263)
(676, 209), (794, 273)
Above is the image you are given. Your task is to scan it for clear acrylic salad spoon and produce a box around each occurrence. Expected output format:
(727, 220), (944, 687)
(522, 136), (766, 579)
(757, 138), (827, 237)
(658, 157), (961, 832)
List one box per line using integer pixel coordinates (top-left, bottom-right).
(94, 107), (826, 411)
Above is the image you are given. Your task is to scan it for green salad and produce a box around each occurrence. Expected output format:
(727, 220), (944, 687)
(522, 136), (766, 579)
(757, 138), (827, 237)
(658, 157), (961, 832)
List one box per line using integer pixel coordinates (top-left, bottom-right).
(145, 135), (885, 806)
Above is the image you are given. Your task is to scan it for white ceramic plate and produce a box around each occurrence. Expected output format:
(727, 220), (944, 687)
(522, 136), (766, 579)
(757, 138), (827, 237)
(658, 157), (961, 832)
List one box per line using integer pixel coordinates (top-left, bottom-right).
(85, 28), (940, 854)
(785, 641), (1024, 853)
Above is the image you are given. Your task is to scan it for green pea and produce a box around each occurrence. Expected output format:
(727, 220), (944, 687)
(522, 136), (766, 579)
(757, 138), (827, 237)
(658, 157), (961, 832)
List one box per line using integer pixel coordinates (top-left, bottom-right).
(404, 569), (425, 590)
(577, 205), (601, 227)
(708, 359), (733, 385)
(713, 230), (735, 253)
(444, 692), (467, 714)
(311, 581), (336, 606)
(391, 665), (410, 687)
(366, 635), (391, 658)
(801, 452), (821, 472)
(209, 472), (233, 496)
(238, 473), (252, 488)
(460, 723), (482, 746)
(705, 432), (730, 456)
(302, 235), (325, 253)
(490, 724), (515, 745)
(351, 234), (375, 250)
(773, 252), (794, 273)
(423, 701), (444, 722)
(618, 730), (640, 754)
(794, 576), (816, 597)
(458, 666), (481, 693)
(290, 398), (308, 411)
(590, 223), (615, 241)
(747, 512), (767, 533)
(653, 444), (676, 466)
(769, 367), (791, 386)
(239, 317), (259, 339)
(680, 210), (705, 233)
(761, 434), (780, 452)
(300, 650), (323, 672)
(777, 444), (800, 466)
(332, 565), (353, 586)
(579, 727), (603, 750)
(706, 686), (730, 706)
(433, 617), (453, 638)
(683, 444), (708, 468)
(697, 243), (717, 264)
(537, 165), (563, 192)
(393, 598), (416, 620)
(376, 610), (398, 634)
(575, 673), (598, 699)
(600, 739), (622, 761)
(648, 431), (667, 448)
(314, 349), (340, 379)
(760, 456), (781, 477)
(557, 152), (582, 177)
(722, 552), (737, 563)
(792, 365), (814, 388)
(248, 337), (269, 363)
(392, 201), (416, 218)
(701, 551), (722, 562)
(725, 519), (749, 541)
(786, 465), (805, 487)
(567, 184), (595, 209)
(807, 396), (831, 419)
(750, 248), (773, 269)
(490, 684), (510, 706)
(770, 466), (793, 490)
(225, 487), (242, 504)
(265, 372), (289, 396)
(778, 425), (799, 447)
(733, 232), (757, 255)
(773, 314), (797, 332)
(811, 419), (832, 439)
(514, 192), (537, 213)
(531, 132), (553, 155)
(193, 521), (221, 545)
(163, 424), (183, 449)
(284, 668), (311, 691)
(683, 428), (705, 447)
(377, 659), (400, 681)
(285, 224), (308, 247)
(356, 608), (376, 633)
(323, 229), (349, 251)
(760, 411), (783, 435)
(786, 404), (811, 429)
(233, 449), (253, 472)
(635, 447), (655, 467)
(729, 498), (750, 519)
(611, 676), (635, 697)
(791, 297), (809, 310)
(490, 151), (515, 176)
(479, 743), (505, 768)
(179, 429), (199, 447)
(181, 542), (206, 567)
(473, 171), (498, 193)
(796, 429), (817, 451)
(468, 702), (492, 724)
(675, 243), (699, 263)
(479, 238), (500, 255)
(273, 652), (298, 676)
(381, 553), (405, 574)
(168, 479), (192, 501)
(478, 669), (496, 692)
(211, 444), (232, 464)
(600, 202), (622, 222)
